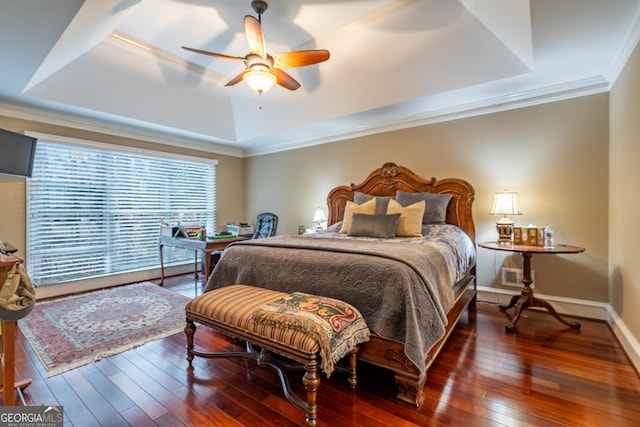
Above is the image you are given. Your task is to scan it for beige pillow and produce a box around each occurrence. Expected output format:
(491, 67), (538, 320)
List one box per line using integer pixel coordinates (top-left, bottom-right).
(386, 199), (425, 237)
(340, 198), (376, 233)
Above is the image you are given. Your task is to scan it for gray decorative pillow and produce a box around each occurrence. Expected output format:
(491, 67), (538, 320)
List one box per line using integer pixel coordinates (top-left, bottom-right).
(354, 191), (393, 215)
(347, 213), (401, 238)
(395, 190), (452, 224)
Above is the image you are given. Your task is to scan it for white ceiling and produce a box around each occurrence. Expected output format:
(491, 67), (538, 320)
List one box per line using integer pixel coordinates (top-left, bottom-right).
(1, 0), (639, 157)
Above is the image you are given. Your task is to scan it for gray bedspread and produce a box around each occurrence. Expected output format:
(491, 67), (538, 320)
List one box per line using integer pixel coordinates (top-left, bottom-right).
(204, 225), (475, 375)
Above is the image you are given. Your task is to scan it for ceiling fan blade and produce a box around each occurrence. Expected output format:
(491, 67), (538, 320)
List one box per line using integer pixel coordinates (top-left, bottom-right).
(225, 70), (248, 87)
(182, 46), (245, 61)
(273, 50), (330, 68)
(272, 68), (301, 91)
(244, 15), (266, 58)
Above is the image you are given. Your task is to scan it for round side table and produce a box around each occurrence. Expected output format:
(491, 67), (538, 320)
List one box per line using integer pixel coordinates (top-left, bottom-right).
(478, 241), (585, 331)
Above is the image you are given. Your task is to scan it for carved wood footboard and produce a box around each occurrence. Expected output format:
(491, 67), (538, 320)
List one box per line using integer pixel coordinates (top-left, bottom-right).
(356, 274), (476, 405)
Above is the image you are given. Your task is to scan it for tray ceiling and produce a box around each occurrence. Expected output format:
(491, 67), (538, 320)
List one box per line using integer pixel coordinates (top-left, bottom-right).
(1, 0), (639, 156)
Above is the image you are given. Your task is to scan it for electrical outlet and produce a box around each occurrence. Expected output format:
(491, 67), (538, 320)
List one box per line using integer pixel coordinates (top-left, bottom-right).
(501, 267), (535, 288)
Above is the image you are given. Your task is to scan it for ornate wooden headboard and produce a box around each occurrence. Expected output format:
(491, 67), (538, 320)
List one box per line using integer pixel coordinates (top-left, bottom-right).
(326, 162), (476, 243)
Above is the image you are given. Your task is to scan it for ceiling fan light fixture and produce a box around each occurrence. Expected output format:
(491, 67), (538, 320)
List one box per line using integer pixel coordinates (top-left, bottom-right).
(243, 68), (276, 94)
(182, 0), (329, 94)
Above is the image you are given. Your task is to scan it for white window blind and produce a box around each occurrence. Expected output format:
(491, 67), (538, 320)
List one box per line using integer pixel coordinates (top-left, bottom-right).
(27, 140), (216, 286)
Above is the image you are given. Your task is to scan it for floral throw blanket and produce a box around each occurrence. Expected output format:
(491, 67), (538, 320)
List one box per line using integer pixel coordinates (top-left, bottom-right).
(251, 292), (371, 376)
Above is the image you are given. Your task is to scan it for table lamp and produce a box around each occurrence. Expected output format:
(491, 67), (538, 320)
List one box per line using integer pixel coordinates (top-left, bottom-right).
(490, 190), (522, 244)
(312, 207), (327, 232)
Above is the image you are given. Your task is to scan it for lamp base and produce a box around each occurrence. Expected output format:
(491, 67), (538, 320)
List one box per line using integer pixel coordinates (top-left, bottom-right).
(496, 221), (514, 245)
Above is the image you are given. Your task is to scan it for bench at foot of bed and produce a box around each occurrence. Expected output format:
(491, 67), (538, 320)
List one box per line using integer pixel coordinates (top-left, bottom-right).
(184, 284), (371, 426)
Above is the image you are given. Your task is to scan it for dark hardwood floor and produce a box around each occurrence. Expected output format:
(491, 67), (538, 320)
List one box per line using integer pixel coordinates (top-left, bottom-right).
(10, 274), (640, 426)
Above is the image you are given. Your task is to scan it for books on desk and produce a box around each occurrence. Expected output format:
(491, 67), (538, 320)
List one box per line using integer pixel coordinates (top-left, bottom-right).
(208, 233), (237, 240)
(160, 224), (202, 239)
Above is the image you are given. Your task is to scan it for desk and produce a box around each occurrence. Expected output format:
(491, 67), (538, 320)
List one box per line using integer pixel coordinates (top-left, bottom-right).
(478, 241), (585, 331)
(158, 235), (247, 286)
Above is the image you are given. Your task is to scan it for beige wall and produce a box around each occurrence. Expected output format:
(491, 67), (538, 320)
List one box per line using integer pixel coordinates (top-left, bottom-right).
(0, 116), (245, 260)
(610, 40), (640, 339)
(245, 94), (610, 302)
(0, 78), (616, 312)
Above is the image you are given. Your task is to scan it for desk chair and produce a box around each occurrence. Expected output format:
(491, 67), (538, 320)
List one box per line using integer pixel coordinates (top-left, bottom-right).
(252, 212), (278, 239)
(203, 212), (278, 275)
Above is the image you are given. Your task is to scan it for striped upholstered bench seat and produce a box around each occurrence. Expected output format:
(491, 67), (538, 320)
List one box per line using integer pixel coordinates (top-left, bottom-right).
(184, 284), (371, 427)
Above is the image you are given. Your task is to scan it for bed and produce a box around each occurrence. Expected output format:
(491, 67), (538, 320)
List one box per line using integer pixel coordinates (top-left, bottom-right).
(204, 162), (476, 406)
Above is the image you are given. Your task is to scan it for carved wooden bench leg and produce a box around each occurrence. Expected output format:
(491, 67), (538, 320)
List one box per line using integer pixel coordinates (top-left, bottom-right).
(333, 347), (359, 389)
(186, 328), (323, 426)
(184, 319), (196, 366)
(347, 347), (358, 389)
(302, 362), (320, 426)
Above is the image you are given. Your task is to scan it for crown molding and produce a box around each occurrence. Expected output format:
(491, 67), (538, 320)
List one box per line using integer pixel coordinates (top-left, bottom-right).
(604, 0), (640, 85)
(1, 73), (609, 160)
(0, 100), (243, 158)
(243, 76), (610, 157)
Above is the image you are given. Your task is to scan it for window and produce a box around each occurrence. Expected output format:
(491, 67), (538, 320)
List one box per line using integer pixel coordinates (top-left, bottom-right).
(27, 139), (216, 286)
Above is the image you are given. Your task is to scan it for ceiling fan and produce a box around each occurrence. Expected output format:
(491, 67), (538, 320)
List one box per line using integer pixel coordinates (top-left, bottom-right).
(182, 0), (330, 94)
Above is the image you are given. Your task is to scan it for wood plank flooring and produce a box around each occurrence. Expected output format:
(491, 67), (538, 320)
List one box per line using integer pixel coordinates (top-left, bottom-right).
(9, 274), (640, 426)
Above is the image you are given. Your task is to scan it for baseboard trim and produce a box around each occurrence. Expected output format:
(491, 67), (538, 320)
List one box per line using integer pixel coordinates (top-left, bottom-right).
(477, 287), (609, 320)
(605, 305), (640, 375)
(477, 286), (640, 374)
(35, 264), (193, 299)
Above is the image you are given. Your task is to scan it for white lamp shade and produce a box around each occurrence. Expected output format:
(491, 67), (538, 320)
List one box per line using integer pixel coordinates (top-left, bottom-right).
(243, 68), (276, 94)
(312, 208), (327, 223)
(490, 191), (522, 216)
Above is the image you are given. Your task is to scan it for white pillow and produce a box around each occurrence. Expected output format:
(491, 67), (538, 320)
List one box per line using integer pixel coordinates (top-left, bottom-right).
(386, 199), (425, 237)
(340, 198), (377, 233)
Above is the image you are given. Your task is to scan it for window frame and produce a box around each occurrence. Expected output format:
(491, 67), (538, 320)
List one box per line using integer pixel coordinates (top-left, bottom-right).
(25, 133), (217, 291)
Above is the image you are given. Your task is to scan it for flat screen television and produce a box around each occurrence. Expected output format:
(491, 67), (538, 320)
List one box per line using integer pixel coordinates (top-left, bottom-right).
(0, 128), (38, 178)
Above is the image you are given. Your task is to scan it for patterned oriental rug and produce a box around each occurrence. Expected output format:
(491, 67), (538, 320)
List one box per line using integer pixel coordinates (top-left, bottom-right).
(18, 282), (190, 377)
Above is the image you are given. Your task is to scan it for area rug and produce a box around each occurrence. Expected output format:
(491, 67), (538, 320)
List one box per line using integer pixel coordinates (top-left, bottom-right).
(18, 282), (190, 377)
